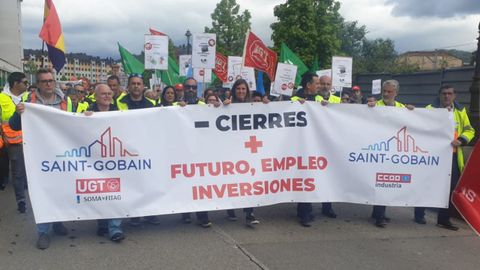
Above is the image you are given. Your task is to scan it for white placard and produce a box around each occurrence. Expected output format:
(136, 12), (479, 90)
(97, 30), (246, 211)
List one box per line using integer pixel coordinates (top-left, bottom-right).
(272, 63), (297, 96)
(331, 56), (352, 88)
(191, 33), (216, 69)
(239, 67), (256, 91)
(372, 79), (382, 95)
(144, 35), (169, 70)
(225, 56), (243, 88)
(316, 69), (332, 79)
(193, 68), (212, 83)
(179, 55), (192, 77)
(23, 103), (453, 223)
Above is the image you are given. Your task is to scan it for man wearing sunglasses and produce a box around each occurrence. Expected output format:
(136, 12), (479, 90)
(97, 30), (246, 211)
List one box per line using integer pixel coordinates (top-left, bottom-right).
(176, 77), (205, 106)
(0, 72), (29, 215)
(9, 68), (73, 249)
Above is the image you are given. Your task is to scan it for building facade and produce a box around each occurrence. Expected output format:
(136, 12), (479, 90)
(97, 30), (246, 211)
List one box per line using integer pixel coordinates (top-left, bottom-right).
(397, 51), (464, 71)
(0, 0), (23, 87)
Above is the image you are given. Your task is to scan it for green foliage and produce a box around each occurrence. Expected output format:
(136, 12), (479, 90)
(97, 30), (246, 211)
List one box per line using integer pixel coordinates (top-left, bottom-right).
(354, 38), (419, 74)
(205, 0), (251, 56)
(271, 0), (343, 69)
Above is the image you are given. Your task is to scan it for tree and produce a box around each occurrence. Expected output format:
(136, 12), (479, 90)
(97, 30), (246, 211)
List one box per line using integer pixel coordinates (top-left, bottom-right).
(354, 38), (419, 74)
(271, 0), (343, 69)
(205, 0), (251, 56)
(338, 21), (367, 58)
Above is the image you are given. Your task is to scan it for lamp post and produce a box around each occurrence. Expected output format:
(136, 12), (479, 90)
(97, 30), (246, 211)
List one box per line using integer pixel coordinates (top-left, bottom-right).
(469, 22), (480, 142)
(185, 29), (192, 55)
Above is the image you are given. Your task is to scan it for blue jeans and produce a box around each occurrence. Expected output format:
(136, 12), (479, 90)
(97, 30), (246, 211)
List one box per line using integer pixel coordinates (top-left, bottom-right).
(98, 219), (123, 237)
(36, 222), (64, 235)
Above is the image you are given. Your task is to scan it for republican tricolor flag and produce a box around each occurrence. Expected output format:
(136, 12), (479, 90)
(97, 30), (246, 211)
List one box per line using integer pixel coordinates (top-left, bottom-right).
(39, 0), (66, 73)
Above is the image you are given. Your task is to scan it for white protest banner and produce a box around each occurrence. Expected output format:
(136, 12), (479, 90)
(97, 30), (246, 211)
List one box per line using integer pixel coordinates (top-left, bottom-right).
(272, 63), (297, 96)
(144, 34), (169, 70)
(332, 56), (352, 88)
(372, 79), (382, 95)
(316, 69), (331, 78)
(224, 56), (243, 88)
(179, 55), (192, 77)
(23, 102), (454, 223)
(192, 33), (216, 69)
(193, 68), (212, 83)
(239, 67), (256, 91)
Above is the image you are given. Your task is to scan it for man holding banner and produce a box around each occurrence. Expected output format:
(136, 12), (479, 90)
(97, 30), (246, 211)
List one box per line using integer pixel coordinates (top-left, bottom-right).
(9, 68), (72, 249)
(415, 85), (475, 230)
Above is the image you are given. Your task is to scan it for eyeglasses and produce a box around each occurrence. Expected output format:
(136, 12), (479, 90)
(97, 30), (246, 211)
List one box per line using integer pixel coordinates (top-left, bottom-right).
(39, 79), (55, 84)
(20, 80), (29, 86)
(184, 84), (197, 90)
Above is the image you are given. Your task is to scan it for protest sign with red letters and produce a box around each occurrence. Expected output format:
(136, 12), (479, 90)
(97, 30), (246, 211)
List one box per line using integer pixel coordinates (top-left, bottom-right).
(452, 142), (480, 235)
(22, 102), (453, 223)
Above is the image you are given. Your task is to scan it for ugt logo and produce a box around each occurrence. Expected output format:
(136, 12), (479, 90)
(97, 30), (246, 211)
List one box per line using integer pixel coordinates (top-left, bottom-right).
(362, 126), (428, 153)
(76, 178), (121, 194)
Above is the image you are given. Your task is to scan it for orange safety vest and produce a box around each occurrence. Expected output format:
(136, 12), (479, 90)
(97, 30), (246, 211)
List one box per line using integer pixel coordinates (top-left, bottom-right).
(0, 93), (23, 145)
(29, 92), (68, 111)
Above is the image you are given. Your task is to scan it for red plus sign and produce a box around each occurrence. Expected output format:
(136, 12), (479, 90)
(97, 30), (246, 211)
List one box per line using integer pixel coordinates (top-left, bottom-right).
(244, 136), (263, 154)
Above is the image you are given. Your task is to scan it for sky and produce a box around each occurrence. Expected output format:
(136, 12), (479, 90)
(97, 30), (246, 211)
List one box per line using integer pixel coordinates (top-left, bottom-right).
(21, 0), (480, 59)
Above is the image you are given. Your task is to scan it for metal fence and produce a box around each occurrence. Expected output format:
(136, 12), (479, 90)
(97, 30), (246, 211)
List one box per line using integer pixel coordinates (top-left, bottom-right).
(354, 66), (475, 108)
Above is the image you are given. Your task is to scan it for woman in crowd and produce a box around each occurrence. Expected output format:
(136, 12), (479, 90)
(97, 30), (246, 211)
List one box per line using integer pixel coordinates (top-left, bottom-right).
(223, 79), (268, 226)
(158, 86), (177, 107)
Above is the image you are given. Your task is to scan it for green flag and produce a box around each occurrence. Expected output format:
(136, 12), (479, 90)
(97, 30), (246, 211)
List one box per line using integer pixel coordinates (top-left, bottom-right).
(156, 56), (181, 86)
(118, 43), (144, 75)
(279, 43), (308, 86)
(310, 55), (319, 73)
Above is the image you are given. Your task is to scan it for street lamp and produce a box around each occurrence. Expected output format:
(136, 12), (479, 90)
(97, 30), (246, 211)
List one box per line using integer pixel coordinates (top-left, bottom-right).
(185, 29), (192, 55)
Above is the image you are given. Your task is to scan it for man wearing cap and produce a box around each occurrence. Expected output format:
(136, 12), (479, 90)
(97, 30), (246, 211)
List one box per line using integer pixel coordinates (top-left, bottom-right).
(174, 83), (184, 102)
(351, 85), (366, 104)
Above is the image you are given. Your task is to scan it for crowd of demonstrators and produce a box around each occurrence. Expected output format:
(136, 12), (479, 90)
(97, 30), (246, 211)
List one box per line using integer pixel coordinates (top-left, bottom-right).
(0, 68), (474, 249)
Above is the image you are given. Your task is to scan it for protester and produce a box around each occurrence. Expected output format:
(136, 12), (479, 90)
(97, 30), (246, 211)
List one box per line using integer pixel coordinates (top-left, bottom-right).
(414, 85), (475, 230)
(73, 83), (90, 112)
(106, 75), (125, 107)
(0, 72), (29, 213)
(174, 83), (184, 101)
(251, 91), (263, 102)
(318, 75), (341, 103)
(117, 74), (160, 226)
(351, 85), (366, 104)
(144, 89), (158, 104)
(367, 79), (413, 228)
(117, 74), (156, 111)
(159, 86), (177, 107)
(9, 68), (72, 249)
(340, 90), (353, 103)
(222, 78), (266, 226)
(85, 84), (125, 242)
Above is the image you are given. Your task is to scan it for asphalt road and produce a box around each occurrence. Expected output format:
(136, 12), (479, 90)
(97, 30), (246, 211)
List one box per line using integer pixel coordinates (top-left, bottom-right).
(0, 186), (479, 270)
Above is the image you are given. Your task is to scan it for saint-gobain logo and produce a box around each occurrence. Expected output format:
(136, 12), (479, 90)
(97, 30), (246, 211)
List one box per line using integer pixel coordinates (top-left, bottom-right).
(362, 126), (428, 153)
(56, 127), (138, 158)
(76, 178), (121, 194)
(376, 173), (411, 183)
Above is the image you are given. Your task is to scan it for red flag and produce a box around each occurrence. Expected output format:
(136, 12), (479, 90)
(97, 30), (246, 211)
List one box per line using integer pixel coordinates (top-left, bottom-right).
(242, 31), (277, 80)
(452, 142), (480, 235)
(149, 28), (167, 36)
(214, 52), (228, 82)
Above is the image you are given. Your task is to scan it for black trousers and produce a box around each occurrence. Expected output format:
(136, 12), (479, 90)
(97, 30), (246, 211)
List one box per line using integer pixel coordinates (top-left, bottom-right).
(415, 154), (460, 223)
